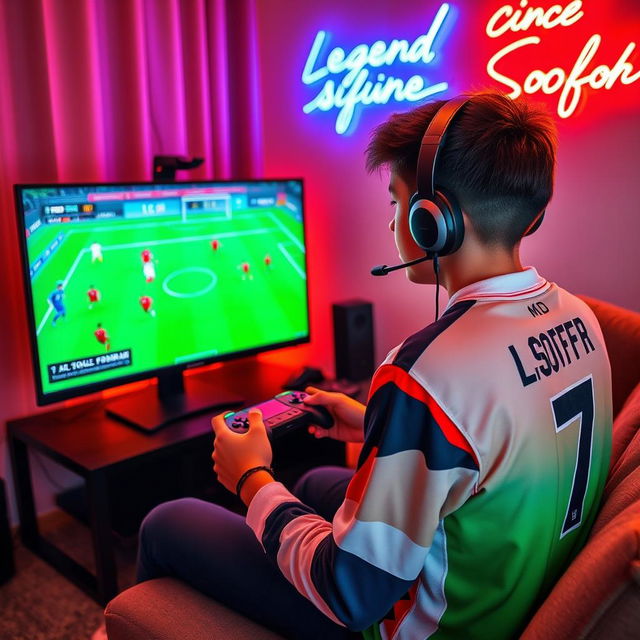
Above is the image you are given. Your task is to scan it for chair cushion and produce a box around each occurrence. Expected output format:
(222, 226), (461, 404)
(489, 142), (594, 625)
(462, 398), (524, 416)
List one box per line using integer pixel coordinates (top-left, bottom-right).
(520, 501), (640, 640)
(105, 577), (286, 640)
(608, 380), (640, 480)
(578, 295), (640, 419)
(595, 463), (640, 535)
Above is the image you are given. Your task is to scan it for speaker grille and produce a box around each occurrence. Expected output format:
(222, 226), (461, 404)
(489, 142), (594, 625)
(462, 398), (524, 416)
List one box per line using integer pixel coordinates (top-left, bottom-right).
(333, 300), (375, 381)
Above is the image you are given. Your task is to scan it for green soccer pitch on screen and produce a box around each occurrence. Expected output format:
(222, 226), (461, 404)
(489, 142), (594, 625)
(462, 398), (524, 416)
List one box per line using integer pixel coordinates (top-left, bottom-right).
(15, 180), (310, 405)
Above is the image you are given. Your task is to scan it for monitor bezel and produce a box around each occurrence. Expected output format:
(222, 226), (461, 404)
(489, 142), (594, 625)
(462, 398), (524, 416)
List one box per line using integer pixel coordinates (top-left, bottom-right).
(14, 178), (310, 406)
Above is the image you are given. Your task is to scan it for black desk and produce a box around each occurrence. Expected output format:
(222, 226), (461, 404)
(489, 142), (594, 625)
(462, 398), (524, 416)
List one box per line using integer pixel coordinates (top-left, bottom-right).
(7, 359), (345, 605)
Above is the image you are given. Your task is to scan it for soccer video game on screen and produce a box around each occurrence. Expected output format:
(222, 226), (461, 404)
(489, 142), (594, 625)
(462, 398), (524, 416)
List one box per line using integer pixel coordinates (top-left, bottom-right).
(18, 180), (309, 398)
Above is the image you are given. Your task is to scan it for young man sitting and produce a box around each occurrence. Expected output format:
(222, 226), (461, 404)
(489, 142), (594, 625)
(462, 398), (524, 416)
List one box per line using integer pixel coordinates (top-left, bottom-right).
(137, 91), (612, 640)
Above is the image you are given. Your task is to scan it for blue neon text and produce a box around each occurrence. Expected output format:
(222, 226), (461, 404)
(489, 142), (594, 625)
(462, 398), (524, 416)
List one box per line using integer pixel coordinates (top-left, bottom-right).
(302, 3), (452, 134)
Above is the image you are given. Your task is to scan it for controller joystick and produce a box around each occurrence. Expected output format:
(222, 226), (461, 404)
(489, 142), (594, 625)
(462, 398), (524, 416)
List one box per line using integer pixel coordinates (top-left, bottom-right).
(231, 417), (249, 433)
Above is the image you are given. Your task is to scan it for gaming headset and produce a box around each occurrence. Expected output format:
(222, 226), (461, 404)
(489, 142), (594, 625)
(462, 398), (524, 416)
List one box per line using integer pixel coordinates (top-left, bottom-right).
(372, 95), (546, 319)
(408, 95), (545, 256)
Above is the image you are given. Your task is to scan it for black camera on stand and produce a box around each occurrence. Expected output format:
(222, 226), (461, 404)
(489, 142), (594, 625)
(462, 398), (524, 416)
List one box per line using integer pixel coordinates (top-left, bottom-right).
(152, 155), (204, 182)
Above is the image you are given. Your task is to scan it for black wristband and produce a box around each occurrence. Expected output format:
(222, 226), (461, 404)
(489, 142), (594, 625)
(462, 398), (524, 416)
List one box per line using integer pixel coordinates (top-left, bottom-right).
(235, 465), (275, 498)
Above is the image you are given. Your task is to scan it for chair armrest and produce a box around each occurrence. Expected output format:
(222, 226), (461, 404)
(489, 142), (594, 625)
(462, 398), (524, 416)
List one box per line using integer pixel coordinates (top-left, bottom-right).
(578, 295), (640, 418)
(521, 503), (640, 639)
(105, 577), (286, 640)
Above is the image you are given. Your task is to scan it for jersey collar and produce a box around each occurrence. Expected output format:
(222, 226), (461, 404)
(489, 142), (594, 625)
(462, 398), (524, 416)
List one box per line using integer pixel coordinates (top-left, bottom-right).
(446, 267), (549, 310)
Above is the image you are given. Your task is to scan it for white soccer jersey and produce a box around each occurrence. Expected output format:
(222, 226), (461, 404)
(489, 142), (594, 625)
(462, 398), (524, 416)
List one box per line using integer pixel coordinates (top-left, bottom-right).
(247, 267), (612, 639)
(143, 261), (156, 280)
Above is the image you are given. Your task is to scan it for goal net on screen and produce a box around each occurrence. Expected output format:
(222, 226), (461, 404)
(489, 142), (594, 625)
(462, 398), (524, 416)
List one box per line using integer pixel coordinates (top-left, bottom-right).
(180, 194), (232, 222)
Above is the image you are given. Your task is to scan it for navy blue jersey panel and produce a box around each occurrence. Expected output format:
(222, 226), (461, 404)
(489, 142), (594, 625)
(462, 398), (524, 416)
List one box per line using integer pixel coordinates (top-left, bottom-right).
(393, 300), (476, 372)
(360, 382), (478, 471)
(310, 532), (414, 630)
(262, 501), (318, 560)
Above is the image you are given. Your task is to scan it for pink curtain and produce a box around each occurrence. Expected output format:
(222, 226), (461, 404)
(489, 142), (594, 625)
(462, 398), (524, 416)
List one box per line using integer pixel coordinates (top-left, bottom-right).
(0, 0), (264, 425)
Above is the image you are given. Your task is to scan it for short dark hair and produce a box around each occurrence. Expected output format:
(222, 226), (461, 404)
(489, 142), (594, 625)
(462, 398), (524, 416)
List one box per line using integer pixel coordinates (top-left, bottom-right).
(365, 91), (557, 248)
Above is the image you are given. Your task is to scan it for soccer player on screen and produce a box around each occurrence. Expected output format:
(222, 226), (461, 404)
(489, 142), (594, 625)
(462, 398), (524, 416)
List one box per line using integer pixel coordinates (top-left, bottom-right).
(87, 286), (100, 310)
(211, 239), (220, 252)
(94, 323), (110, 351)
(139, 295), (156, 317)
(264, 254), (272, 269)
(90, 242), (103, 263)
(49, 281), (66, 326)
(237, 261), (253, 280)
(143, 260), (156, 283)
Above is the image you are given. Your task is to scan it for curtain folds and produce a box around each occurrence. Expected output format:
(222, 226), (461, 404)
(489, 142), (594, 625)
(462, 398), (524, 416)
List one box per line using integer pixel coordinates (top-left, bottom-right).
(0, 0), (263, 424)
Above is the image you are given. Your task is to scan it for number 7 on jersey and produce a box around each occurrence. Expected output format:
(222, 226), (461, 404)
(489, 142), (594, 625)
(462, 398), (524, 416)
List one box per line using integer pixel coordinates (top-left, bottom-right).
(550, 375), (595, 538)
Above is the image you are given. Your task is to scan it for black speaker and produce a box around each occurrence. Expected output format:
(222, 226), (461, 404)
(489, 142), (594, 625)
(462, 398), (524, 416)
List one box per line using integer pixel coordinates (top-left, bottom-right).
(332, 300), (375, 382)
(0, 477), (15, 584)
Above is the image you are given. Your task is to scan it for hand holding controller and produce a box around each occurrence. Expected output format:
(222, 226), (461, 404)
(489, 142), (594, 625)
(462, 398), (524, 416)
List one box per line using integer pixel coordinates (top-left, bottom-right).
(223, 391), (334, 439)
(303, 387), (366, 443)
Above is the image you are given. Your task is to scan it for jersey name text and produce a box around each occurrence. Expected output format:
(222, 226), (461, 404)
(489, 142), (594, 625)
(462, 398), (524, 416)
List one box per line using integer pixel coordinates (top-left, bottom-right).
(508, 316), (596, 387)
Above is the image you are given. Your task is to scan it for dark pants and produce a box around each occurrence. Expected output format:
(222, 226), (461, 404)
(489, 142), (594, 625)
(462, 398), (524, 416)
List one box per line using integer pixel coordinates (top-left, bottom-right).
(137, 466), (358, 640)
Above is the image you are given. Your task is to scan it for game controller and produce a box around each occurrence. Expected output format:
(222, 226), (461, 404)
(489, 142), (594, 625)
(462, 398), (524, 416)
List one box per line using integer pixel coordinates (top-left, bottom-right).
(223, 391), (334, 439)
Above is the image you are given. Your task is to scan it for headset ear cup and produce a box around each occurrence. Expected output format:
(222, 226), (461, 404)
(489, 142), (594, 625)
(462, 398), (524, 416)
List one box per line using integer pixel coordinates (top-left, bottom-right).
(409, 192), (420, 210)
(433, 189), (465, 256)
(409, 192), (424, 247)
(410, 197), (441, 251)
(408, 192), (424, 248)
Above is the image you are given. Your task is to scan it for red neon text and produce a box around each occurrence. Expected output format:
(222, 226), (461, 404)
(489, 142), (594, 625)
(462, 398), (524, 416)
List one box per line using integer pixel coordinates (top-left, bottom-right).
(486, 0), (584, 38)
(485, 1), (639, 118)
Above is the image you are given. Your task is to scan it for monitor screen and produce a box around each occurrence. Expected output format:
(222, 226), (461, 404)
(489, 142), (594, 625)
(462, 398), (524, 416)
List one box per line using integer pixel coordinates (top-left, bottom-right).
(15, 180), (309, 405)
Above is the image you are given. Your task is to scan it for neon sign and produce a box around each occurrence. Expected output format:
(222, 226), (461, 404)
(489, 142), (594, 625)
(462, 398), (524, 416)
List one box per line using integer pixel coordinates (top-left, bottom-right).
(302, 3), (453, 135)
(485, 1), (640, 118)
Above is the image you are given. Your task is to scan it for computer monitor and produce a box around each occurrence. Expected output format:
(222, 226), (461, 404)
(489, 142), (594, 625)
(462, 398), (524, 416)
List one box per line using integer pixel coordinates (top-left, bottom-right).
(14, 179), (309, 431)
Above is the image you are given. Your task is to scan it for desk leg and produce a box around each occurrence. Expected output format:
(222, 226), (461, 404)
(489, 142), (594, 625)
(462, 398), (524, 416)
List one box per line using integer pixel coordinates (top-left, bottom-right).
(7, 435), (39, 548)
(87, 472), (118, 605)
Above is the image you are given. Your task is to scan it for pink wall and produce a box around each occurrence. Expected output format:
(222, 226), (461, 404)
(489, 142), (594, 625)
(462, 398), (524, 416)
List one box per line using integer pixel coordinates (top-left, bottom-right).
(255, 0), (640, 375)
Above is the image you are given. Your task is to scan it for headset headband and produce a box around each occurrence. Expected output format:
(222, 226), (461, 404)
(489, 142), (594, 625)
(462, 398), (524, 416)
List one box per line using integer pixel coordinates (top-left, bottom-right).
(416, 96), (471, 197)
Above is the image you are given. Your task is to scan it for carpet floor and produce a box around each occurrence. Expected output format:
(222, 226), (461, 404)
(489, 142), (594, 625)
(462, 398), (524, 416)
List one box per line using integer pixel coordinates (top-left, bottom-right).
(0, 510), (137, 640)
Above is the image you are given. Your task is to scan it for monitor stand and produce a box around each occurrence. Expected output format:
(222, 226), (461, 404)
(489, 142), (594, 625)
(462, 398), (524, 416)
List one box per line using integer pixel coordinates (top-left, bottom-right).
(105, 369), (243, 433)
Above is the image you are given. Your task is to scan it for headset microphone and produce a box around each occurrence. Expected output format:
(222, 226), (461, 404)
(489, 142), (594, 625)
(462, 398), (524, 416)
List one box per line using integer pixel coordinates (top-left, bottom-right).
(371, 254), (431, 276)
